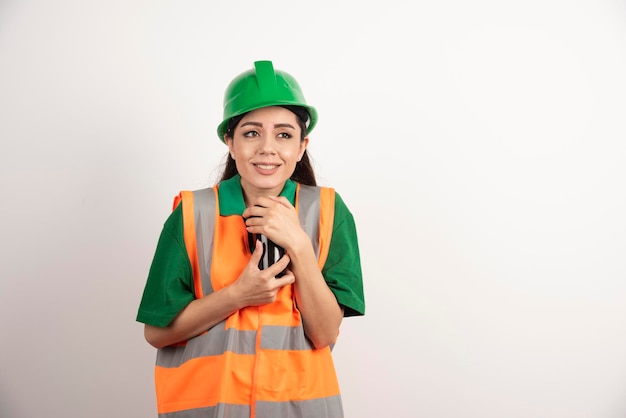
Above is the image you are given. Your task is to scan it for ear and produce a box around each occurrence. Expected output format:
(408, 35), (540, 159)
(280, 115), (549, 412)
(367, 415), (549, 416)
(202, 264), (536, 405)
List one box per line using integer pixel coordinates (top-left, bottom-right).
(226, 137), (235, 158)
(298, 136), (310, 161)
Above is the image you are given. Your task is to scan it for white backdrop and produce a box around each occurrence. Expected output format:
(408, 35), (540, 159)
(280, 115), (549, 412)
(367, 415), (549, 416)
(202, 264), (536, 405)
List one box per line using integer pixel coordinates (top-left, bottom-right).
(1, 1), (626, 417)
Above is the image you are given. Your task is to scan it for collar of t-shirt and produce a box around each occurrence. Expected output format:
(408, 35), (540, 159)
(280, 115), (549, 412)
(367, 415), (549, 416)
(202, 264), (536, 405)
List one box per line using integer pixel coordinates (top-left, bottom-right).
(217, 173), (297, 216)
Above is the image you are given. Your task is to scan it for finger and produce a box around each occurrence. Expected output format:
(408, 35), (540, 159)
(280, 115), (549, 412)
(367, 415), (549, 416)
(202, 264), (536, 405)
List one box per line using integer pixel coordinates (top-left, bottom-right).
(243, 206), (264, 220)
(275, 270), (295, 286)
(254, 196), (274, 208)
(249, 239), (264, 266)
(244, 216), (262, 228)
(276, 253), (291, 269)
(266, 253), (291, 276)
(267, 195), (291, 208)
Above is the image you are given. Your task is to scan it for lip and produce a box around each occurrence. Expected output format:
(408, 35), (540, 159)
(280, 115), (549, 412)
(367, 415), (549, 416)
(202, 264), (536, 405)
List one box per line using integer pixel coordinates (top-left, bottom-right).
(253, 162), (281, 174)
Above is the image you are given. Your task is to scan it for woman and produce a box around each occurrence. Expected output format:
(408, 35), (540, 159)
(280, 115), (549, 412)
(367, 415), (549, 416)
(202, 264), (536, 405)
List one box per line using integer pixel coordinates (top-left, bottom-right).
(136, 60), (365, 418)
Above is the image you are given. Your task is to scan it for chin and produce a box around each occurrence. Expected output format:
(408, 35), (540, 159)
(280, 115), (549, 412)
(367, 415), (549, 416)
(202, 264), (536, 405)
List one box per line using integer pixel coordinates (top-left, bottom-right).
(255, 180), (286, 190)
(244, 175), (284, 189)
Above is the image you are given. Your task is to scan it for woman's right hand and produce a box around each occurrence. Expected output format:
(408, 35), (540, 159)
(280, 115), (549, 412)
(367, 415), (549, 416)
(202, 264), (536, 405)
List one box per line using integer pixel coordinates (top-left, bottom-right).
(231, 239), (295, 307)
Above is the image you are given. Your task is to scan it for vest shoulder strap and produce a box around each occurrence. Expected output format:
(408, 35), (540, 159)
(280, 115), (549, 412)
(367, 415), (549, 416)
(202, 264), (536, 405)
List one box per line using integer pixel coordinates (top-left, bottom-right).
(173, 187), (218, 299)
(296, 184), (335, 269)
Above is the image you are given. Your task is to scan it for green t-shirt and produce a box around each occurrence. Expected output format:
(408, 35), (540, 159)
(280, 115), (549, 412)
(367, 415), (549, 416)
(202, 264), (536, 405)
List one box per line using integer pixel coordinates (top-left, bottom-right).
(136, 175), (365, 327)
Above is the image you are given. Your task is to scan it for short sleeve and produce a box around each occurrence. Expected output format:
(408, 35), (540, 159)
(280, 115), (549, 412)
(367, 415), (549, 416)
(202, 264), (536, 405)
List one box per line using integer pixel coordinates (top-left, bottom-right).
(136, 204), (195, 327)
(322, 192), (365, 317)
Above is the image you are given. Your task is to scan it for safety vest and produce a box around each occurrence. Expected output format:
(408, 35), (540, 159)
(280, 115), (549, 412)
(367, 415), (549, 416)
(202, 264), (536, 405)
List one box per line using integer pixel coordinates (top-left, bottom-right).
(154, 183), (343, 418)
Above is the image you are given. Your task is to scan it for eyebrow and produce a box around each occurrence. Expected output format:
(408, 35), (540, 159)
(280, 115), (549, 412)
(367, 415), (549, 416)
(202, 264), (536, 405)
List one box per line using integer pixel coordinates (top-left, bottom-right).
(240, 121), (296, 130)
(275, 123), (296, 130)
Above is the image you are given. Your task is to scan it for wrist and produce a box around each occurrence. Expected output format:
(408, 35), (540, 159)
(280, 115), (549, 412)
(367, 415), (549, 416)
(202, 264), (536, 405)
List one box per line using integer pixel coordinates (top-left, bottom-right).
(223, 282), (245, 311)
(286, 233), (315, 261)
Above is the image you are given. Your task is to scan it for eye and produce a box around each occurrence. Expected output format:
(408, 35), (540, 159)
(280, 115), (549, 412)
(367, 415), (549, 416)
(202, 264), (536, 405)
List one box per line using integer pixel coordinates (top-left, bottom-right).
(243, 130), (259, 138)
(277, 132), (292, 139)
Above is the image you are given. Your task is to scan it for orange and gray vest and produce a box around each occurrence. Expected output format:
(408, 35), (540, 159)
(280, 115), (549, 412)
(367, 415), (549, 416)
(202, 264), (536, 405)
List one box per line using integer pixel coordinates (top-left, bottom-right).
(154, 183), (343, 418)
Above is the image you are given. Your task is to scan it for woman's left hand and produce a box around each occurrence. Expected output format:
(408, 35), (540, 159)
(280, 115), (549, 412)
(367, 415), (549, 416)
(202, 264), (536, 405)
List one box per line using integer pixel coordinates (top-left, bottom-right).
(244, 195), (343, 349)
(242, 196), (309, 252)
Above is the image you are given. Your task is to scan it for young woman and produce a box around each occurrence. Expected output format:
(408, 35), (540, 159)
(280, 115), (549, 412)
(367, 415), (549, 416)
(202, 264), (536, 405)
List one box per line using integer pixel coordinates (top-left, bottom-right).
(137, 60), (365, 418)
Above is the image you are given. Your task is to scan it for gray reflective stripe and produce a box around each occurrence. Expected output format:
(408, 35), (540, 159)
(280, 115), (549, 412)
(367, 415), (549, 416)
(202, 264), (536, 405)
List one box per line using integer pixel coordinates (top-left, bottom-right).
(158, 396), (343, 418)
(159, 403), (250, 418)
(192, 188), (216, 297)
(156, 321), (256, 368)
(297, 185), (321, 258)
(261, 324), (314, 351)
(157, 323), (316, 367)
(256, 395), (344, 418)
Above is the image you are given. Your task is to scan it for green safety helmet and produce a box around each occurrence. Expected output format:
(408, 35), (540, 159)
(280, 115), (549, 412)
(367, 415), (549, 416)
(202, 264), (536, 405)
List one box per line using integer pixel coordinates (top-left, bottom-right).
(217, 60), (318, 142)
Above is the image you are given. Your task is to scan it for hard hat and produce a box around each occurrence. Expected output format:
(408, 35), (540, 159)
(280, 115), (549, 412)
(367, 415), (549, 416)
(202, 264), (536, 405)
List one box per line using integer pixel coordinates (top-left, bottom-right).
(217, 60), (318, 142)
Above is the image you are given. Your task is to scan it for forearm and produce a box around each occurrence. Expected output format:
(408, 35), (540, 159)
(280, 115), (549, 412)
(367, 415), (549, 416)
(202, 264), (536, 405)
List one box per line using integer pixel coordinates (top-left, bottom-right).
(289, 241), (343, 349)
(144, 286), (242, 349)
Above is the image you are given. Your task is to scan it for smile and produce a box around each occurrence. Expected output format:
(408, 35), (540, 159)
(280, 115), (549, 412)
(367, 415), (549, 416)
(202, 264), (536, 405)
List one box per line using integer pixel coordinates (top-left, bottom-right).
(254, 164), (279, 170)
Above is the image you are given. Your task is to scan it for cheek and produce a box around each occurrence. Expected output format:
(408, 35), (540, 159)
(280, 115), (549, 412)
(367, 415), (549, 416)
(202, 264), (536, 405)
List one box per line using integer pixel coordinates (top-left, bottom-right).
(233, 144), (254, 159)
(286, 150), (301, 163)
(287, 143), (305, 159)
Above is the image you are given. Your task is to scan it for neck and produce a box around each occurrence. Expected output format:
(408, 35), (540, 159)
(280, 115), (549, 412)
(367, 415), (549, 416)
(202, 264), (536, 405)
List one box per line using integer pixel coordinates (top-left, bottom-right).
(240, 181), (285, 206)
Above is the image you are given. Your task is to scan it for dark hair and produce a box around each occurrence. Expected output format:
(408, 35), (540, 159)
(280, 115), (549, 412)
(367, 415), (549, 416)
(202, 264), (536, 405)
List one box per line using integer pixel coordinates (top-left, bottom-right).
(217, 106), (317, 186)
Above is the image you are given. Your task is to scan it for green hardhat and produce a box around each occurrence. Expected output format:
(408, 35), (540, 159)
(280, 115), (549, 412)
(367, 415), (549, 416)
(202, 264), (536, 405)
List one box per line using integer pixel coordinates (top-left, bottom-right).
(217, 60), (318, 142)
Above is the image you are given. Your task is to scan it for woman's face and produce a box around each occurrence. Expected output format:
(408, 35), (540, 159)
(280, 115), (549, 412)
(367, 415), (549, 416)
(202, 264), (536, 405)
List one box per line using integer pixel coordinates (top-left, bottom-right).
(226, 106), (309, 201)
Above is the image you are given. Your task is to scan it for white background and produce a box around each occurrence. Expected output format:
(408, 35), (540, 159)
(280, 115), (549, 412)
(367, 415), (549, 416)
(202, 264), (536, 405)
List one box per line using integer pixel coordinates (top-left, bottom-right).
(1, 1), (626, 417)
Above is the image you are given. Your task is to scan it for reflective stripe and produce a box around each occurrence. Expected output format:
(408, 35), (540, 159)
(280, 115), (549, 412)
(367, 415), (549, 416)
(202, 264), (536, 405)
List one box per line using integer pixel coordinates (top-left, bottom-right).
(297, 184), (321, 258)
(178, 191), (202, 299)
(157, 323), (316, 368)
(317, 186), (335, 269)
(160, 396), (343, 418)
(156, 321), (256, 367)
(160, 404), (250, 418)
(192, 188), (217, 297)
(297, 184), (335, 269)
(260, 324), (315, 351)
(256, 395), (344, 418)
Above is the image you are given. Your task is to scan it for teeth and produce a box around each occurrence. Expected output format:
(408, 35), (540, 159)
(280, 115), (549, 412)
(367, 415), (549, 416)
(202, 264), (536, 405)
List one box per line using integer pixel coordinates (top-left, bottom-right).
(256, 164), (277, 169)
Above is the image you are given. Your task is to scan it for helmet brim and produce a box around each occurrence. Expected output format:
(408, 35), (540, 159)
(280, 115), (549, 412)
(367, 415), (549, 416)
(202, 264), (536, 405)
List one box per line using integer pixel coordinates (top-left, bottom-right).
(217, 103), (318, 143)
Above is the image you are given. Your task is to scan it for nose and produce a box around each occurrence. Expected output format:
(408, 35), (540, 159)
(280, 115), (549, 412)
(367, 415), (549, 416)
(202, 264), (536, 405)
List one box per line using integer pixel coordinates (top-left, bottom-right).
(258, 135), (277, 154)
